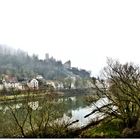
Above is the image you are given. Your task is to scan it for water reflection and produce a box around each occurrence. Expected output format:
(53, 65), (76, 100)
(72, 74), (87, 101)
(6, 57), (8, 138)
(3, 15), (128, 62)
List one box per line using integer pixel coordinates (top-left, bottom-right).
(60, 97), (109, 128)
(28, 101), (39, 110)
(0, 95), (109, 131)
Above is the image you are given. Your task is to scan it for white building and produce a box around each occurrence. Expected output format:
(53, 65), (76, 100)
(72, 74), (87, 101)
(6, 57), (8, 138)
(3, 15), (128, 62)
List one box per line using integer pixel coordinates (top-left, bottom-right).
(46, 80), (56, 88)
(36, 75), (43, 80)
(27, 79), (39, 89)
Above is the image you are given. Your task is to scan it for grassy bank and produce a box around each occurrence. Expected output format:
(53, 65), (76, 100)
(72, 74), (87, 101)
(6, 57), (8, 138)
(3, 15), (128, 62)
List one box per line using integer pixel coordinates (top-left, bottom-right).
(16, 117), (124, 138)
(0, 88), (65, 102)
(0, 88), (94, 103)
(76, 117), (140, 138)
(25, 117), (140, 138)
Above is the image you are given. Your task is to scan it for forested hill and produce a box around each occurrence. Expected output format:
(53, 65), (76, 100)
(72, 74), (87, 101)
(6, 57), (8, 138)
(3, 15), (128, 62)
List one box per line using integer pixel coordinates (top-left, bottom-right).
(0, 45), (90, 80)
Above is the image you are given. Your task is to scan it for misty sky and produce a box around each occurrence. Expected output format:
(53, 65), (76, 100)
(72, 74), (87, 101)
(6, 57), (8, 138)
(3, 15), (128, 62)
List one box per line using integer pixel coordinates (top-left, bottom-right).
(0, 0), (140, 76)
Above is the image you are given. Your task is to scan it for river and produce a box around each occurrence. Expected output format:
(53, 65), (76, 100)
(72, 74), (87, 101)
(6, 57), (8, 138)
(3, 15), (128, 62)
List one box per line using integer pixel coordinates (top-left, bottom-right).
(0, 93), (109, 137)
(57, 96), (109, 128)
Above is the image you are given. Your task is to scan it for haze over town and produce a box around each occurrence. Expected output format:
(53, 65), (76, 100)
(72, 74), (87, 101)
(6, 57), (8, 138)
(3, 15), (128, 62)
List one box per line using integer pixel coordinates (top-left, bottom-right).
(0, 0), (140, 76)
(1, 1), (140, 138)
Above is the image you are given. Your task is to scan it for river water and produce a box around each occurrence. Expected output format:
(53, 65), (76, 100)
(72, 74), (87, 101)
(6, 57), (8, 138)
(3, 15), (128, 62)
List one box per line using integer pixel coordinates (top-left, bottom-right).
(57, 97), (109, 128)
(0, 93), (109, 136)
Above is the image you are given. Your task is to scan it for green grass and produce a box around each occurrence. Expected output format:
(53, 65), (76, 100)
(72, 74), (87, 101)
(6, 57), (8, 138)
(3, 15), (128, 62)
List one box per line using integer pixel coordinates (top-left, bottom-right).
(0, 91), (60, 102)
(79, 118), (124, 138)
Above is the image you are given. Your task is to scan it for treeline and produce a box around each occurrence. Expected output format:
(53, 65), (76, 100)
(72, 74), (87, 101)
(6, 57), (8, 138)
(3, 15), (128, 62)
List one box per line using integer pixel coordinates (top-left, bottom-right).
(0, 45), (90, 80)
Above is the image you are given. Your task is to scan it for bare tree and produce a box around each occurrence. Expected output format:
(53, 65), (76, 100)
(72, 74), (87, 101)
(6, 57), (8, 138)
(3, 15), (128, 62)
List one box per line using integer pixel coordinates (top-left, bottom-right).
(0, 89), (74, 138)
(86, 58), (140, 128)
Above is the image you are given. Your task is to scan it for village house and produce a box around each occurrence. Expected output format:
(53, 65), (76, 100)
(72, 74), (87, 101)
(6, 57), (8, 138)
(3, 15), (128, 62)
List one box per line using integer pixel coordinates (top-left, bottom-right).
(27, 78), (39, 90)
(2, 79), (24, 90)
(46, 80), (64, 90)
(14, 83), (24, 90)
(53, 80), (64, 90)
(46, 80), (56, 89)
(36, 75), (43, 80)
(70, 76), (77, 89)
(0, 75), (24, 90)
(0, 74), (66, 91)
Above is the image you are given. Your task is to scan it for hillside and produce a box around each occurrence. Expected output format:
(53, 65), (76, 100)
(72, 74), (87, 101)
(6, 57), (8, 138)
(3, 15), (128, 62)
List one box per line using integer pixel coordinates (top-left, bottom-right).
(0, 45), (90, 80)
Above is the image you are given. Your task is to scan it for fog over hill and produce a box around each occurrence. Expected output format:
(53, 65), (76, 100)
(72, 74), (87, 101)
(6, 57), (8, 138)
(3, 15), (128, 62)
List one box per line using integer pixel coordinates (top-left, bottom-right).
(0, 45), (91, 80)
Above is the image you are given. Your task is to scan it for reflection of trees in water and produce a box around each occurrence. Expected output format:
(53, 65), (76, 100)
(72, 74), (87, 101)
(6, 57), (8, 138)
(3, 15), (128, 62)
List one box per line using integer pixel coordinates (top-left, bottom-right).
(0, 96), (61, 137)
(0, 94), (90, 137)
(55, 95), (91, 120)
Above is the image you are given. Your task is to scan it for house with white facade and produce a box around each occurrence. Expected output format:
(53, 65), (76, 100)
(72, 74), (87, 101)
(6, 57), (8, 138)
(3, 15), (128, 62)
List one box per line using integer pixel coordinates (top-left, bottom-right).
(1, 80), (24, 90)
(36, 75), (43, 80)
(27, 78), (39, 90)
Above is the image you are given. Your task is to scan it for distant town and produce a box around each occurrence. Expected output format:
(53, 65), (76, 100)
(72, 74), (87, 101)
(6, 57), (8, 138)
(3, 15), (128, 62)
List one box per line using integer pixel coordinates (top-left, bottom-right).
(0, 45), (94, 92)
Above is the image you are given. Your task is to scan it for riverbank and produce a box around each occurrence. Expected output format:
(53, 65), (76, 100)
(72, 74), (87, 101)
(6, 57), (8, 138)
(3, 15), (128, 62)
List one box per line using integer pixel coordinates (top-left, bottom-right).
(59, 88), (95, 96)
(69, 117), (140, 138)
(0, 88), (94, 103)
(1, 91), (138, 138)
(78, 117), (123, 138)
(27, 116), (139, 138)
(0, 88), (110, 138)
(22, 116), (124, 138)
